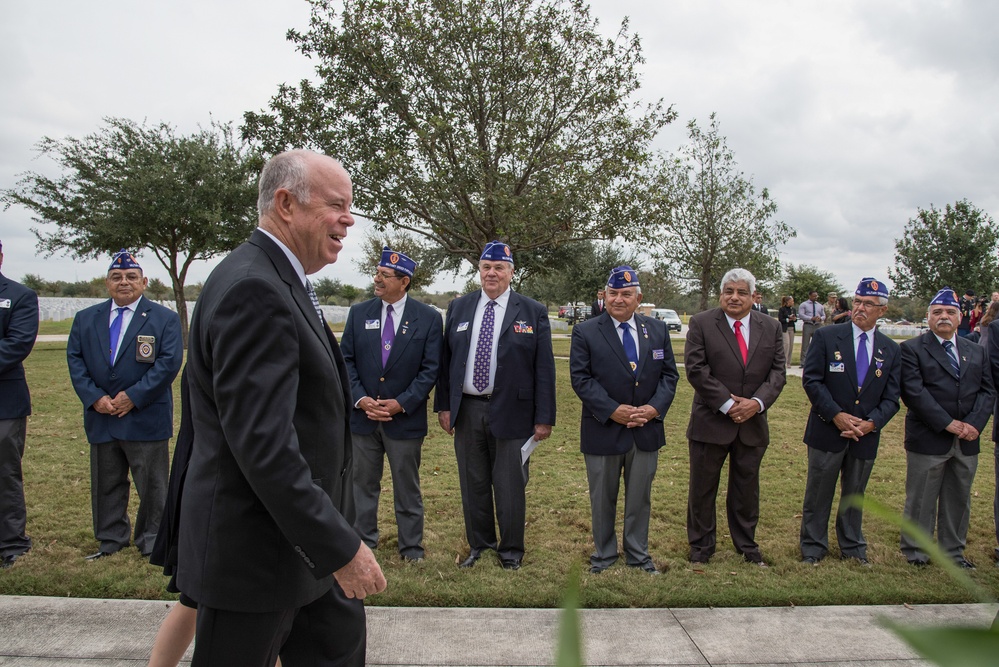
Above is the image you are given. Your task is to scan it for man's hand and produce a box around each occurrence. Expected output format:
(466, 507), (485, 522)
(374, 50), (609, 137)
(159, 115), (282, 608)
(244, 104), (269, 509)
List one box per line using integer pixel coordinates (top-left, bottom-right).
(610, 404), (638, 426)
(360, 397), (393, 422)
(110, 391), (135, 418)
(626, 405), (659, 428)
(438, 410), (453, 435)
(833, 412), (868, 441)
(376, 398), (404, 417)
(533, 424), (552, 441)
(947, 420), (980, 441)
(92, 395), (115, 415)
(728, 396), (760, 424)
(333, 542), (386, 600)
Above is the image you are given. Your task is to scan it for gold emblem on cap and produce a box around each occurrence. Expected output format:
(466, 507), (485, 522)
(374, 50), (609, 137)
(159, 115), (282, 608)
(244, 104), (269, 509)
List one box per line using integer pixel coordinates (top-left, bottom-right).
(952, 290), (959, 302)
(624, 271), (632, 282)
(390, 252), (400, 264)
(870, 281), (878, 291)
(504, 246), (511, 256)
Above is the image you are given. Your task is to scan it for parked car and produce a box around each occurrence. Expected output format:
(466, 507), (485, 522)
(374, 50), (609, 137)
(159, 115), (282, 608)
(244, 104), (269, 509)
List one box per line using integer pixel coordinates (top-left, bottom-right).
(651, 308), (683, 332)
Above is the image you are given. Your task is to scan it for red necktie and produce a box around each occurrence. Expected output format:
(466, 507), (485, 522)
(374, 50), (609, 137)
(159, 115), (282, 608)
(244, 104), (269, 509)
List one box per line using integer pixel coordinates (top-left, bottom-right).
(734, 320), (748, 365)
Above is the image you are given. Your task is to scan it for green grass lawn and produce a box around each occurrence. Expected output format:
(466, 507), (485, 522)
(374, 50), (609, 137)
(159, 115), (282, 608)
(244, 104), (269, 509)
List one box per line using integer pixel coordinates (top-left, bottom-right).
(2, 340), (997, 607)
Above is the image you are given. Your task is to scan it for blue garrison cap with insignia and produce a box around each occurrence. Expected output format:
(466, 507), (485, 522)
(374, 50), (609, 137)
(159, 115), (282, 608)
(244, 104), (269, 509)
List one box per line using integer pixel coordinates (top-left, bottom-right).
(930, 287), (961, 308)
(108, 249), (141, 272)
(379, 246), (416, 278)
(607, 266), (640, 289)
(480, 240), (514, 264)
(855, 277), (889, 299)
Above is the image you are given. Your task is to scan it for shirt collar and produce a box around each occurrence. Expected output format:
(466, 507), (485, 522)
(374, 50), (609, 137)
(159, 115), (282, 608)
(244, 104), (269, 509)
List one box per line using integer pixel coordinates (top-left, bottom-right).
(258, 227), (307, 288)
(479, 287), (511, 309)
(383, 293), (408, 312)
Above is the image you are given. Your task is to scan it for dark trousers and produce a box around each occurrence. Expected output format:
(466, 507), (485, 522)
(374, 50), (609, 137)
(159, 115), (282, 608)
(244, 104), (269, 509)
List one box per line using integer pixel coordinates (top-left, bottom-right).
(687, 437), (767, 562)
(799, 446), (876, 560)
(994, 446), (999, 561)
(193, 584), (366, 667)
(584, 446), (658, 569)
(351, 425), (425, 559)
(0, 418), (31, 558)
(90, 439), (168, 555)
(901, 447), (978, 562)
(453, 397), (528, 561)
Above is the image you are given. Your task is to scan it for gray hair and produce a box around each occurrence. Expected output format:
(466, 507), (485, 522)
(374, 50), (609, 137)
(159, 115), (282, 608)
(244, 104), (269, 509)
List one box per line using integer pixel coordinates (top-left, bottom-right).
(257, 150), (315, 217)
(719, 268), (756, 295)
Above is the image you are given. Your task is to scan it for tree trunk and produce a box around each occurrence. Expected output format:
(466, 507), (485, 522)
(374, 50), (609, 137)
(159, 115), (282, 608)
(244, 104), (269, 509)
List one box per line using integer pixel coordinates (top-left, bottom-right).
(169, 276), (189, 349)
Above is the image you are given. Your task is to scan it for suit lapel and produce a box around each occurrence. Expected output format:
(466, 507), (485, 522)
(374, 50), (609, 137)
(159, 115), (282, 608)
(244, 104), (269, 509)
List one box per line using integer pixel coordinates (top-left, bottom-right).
(635, 314), (650, 377)
(925, 332), (959, 378)
(836, 325), (860, 393)
(384, 299), (419, 373)
(365, 299), (384, 370)
(598, 313), (631, 371)
(500, 291), (521, 337)
(715, 311), (743, 365)
(95, 301), (113, 367)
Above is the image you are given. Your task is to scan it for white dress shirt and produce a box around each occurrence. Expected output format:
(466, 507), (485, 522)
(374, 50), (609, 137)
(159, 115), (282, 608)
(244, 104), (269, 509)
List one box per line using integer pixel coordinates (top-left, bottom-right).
(462, 288), (511, 395)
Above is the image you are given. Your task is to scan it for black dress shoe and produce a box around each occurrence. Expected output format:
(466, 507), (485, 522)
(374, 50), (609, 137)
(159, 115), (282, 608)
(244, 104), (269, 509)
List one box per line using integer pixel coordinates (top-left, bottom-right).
(458, 554), (479, 569)
(84, 551), (115, 561)
(801, 556), (820, 565)
(402, 555), (424, 563)
(744, 553), (768, 567)
(1, 554), (20, 570)
(589, 565), (606, 574)
(955, 558), (976, 569)
(500, 558), (521, 571)
(631, 562), (660, 575)
(907, 559), (928, 567)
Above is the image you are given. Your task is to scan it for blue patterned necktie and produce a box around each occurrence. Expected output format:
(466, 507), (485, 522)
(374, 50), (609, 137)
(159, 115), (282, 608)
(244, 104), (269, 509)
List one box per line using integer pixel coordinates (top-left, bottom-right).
(382, 304), (396, 368)
(472, 301), (496, 391)
(942, 339), (960, 376)
(306, 279), (323, 321)
(856, 331), (869, 390)
(109, 306), (126, 364)
(619, 322), (638, 374)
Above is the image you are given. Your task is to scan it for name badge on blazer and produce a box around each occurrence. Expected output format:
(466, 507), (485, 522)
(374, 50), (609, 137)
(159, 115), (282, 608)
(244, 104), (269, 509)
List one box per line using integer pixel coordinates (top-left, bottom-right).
(365, 319), (380, 329)
(136, 335), (156, 363)
(829, 362), (845, 373)
(0, 299), (10, 309)
(457, 321), (470, 332)
(652, 349), (665, 360)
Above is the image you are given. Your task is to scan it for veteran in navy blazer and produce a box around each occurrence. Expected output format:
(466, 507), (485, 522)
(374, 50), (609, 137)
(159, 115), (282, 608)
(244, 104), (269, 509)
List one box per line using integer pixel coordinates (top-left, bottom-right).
(0, 242), (39, 570)
(899, 288), (994, 568)
(66, 250), (182, 560)
(570, 267), (678, 574)
(434, 241), (556, 570)
(799, 278), (901, 565)
(177, 151), (384, 666)
(341, 247), (442, 561)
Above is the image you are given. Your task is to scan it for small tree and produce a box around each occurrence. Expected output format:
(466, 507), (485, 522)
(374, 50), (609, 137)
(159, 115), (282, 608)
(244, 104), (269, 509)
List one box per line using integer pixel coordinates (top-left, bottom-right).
(2, 117), (261, 346)
(776, 263), (844, 306)
(636, 114), (796, 311)
(888, 200), (999, 300)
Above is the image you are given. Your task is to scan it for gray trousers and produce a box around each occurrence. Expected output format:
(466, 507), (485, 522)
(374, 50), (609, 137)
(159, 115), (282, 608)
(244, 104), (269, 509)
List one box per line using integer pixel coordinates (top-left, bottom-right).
(901, 447), (978, 562)
(90, 439), (168, 555)
(584, 446), (658, 569)
(0, 418), (31, 558)
(351, 425), (425, 559)
(800, 322), (820, 366)
(799, 446), (876, 560)
(453, 397), (528, 561)
(782, 328), (796, 367)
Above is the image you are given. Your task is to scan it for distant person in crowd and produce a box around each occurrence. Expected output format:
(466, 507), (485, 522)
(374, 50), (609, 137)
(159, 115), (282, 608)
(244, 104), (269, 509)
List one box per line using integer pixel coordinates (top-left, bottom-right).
(177, 151), (385, 665)
(988, 312), (999, 567)
(958, 289), (975, 338)
(831, 297), (852, 324)
(751, 292), (768, 315)
(991, 291), (999, 304)
(970, 298), (986, 333)
(967, 301), (999, 348)
(777, 296), (797, 367)
(823, 292), (839, 325)
(900, 287), (994, 568)
(684, 268), (786, 566)
(592, 289), (606, 317)
(435, 241), (556, 571)
(570, 266), (679, 575)
(0, 240), (39, 570)
(341, 247), (442, 562)
(799, 278), (901, 566)
(67, 249), (182, 561)
(798, 290), (826, 368)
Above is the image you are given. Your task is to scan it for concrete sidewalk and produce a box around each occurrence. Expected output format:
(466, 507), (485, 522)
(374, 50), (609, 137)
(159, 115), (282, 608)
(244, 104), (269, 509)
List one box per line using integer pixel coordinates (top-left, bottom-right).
(1, 595), (995, 666)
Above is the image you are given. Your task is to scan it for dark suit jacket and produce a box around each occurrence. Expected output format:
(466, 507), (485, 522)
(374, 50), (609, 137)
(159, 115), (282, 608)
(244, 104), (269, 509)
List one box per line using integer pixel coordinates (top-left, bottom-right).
(684, 308), (786, 446)
(591, 300), (605, 317)
(900, 331), (994, 456)
(985, 319), (999, 441)
(802, 323), (901, 458)
(570, 312), (679, 455)
(178, 230), (360, 612)
(434, 289), (556, 440)
(341, 296), (443, 440)
(752, 303), (769, 316)
(0, 272), (38, 420)
(66, 295), (182, 444)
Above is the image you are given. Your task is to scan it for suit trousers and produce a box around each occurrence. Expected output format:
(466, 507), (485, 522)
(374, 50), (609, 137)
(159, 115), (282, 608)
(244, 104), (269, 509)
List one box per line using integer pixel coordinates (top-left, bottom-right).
(687, 437), (767, 562)
(799, 446), (876, 560)
(901, 447), (978, 562)
(453, 397), (529, 561)
(0, 418), (31, 558)
(994, 446), (999, 561)
(192, 583), (366, 667)
(351, 425), (425, 559)
(90, 439), (168, 555)
(800, 322), (819, 366)
(782, 328), (796, 367)
(584, 446), (658, 569)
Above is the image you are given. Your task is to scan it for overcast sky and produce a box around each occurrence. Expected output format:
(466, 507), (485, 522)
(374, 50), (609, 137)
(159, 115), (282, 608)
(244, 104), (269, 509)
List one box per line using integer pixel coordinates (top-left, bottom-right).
(2, 0), (996, 296)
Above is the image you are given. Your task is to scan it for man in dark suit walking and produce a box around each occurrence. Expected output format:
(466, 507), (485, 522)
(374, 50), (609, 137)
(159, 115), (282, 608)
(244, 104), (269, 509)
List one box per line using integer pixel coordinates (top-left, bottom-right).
(899, 287), (994, 568)
(435, 240), (556, 571)
(684, 268), (786, 566)
(570, 266), (678, 575)
(799, 277), (901, 566)
(67, 249), (182, 560)
(0, 241), (38, 570)
(751, 292), (769, 315)
(341, 247), (442, 562)
(591, 289), (606, 317)
(177, 150), (385, 666)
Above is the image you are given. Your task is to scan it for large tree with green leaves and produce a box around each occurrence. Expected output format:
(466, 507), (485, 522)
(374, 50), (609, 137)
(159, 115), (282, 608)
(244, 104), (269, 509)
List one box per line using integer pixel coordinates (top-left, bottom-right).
(888, 200), (999, 300)
(243, 0), (674, 276)
(2, 118), (261, 345)
(635, 114), (795, 311)
(518, 240), (638, 306)
(776, 263), (844, 306)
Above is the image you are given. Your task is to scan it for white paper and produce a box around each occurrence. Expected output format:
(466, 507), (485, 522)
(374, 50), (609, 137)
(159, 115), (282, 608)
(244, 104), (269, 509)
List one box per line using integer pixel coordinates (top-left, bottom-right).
(521, 436), (539, 465)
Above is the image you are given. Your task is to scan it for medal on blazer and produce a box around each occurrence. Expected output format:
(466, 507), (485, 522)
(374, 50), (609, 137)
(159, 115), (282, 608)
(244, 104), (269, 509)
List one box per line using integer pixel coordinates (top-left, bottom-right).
(874, 357), (883, 378)
(834, 350), (842, 361)
(401, 322), (409, 335)
(136, 335), (156, 363)
(641, 323), (649, 339)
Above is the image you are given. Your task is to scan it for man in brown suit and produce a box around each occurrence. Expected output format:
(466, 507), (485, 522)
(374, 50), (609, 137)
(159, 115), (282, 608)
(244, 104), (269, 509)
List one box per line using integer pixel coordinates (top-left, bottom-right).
(684, 268), (787, 566)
